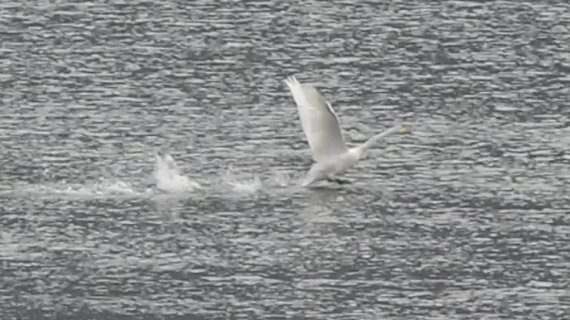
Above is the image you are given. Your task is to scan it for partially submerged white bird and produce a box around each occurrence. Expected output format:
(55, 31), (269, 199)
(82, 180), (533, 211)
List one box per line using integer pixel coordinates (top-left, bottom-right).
(153, 151), (201, 193)
(284, 76), (410, 187)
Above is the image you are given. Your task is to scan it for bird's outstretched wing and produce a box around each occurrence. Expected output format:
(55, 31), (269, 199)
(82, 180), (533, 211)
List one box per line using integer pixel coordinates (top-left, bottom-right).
(285, 76), (347, 163)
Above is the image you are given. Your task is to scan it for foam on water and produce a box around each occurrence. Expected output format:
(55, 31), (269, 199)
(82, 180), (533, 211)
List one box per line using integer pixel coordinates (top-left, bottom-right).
(221, 166), (263, 194)
(5, 179), (145, 199)
(1, 158), (306, 200)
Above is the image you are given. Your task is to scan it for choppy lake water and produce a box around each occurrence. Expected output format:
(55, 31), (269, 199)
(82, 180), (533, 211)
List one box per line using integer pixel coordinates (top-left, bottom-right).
(1, 0), (569, 319)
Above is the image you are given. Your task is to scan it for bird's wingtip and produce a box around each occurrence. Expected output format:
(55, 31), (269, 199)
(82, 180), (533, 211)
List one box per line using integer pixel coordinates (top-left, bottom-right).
(284, 75), (298, 85)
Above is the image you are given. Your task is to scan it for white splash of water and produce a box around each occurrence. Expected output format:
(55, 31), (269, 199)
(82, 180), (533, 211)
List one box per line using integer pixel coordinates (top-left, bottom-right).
(222, 166), (263, 194)
(153, 151), (201, 194)
(270, 170), (295, 187)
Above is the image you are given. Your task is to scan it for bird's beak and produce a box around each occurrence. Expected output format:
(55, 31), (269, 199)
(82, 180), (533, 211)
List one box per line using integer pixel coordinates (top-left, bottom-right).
(398, 125), (412, 134)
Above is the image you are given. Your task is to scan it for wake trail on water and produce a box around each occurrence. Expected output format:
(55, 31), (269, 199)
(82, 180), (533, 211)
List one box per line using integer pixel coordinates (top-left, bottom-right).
(2, 153), (302, 199)
(5, 179), (148, 199)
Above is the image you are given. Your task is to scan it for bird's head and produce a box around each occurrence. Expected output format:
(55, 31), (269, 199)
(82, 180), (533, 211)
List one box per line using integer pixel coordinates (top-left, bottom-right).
(350, 123), (411, 161)
(396, 124), (412, 135)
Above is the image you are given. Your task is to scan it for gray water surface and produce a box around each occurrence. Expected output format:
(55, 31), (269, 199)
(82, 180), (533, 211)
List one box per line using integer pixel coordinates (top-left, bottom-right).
(1, 0), (569, 319)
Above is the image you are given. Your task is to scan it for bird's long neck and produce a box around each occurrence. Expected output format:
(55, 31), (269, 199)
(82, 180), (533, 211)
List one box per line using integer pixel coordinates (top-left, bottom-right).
(352, 124), (401, 160)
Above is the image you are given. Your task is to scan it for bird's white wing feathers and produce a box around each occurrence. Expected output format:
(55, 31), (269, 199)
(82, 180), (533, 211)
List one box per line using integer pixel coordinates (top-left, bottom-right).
(285, 76), (347, 162)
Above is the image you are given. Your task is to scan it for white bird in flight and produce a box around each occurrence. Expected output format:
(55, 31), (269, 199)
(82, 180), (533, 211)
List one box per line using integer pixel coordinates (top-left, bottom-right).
(284, 76), (411, 187)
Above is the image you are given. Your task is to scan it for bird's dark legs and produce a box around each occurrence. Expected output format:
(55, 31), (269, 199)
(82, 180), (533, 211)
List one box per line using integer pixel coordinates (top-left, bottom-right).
(326, 177), (351, 185)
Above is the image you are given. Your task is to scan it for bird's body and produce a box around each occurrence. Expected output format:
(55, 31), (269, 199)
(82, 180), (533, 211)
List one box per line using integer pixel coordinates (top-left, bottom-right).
(302, 149), (359, 185)
(284, 76), (410, 187)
